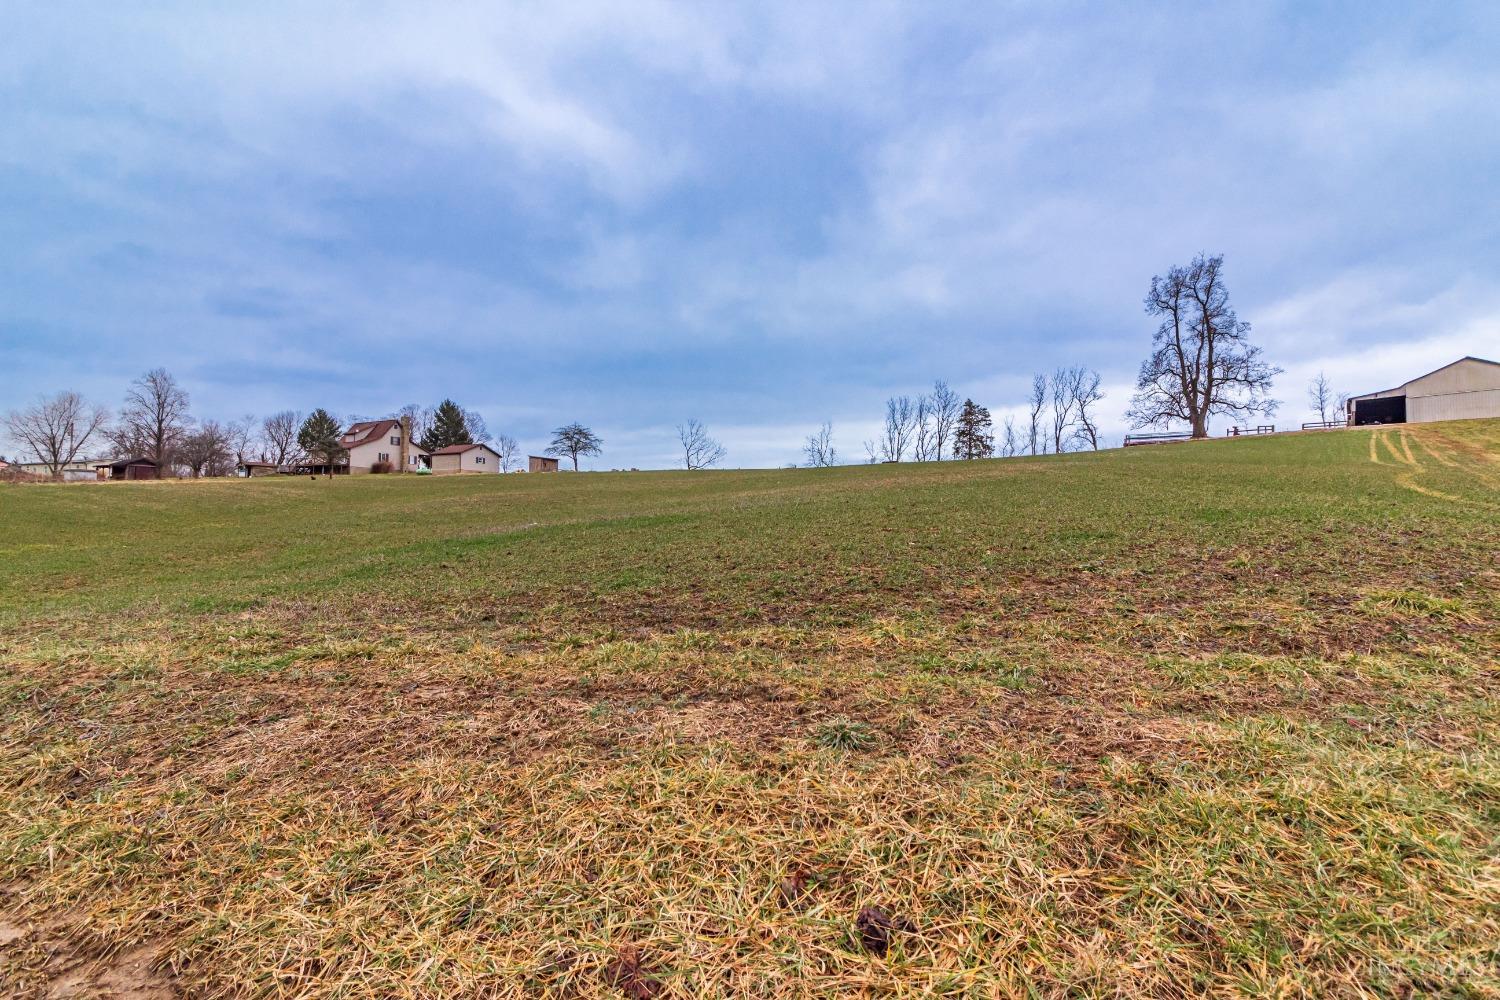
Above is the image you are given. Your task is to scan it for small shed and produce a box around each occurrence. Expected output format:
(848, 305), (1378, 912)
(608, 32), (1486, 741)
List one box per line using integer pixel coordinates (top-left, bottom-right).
(528, 455), (560, 473)
(97, 457), (160, 481)
(237, 461), (280, 477)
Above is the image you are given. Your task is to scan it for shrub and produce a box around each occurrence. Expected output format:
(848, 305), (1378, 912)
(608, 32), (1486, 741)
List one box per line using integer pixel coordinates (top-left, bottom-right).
(370, 461), (394, 474)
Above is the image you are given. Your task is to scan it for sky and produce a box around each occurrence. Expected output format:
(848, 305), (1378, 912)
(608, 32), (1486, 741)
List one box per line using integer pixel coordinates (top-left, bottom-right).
(3, 2), (1497, 469)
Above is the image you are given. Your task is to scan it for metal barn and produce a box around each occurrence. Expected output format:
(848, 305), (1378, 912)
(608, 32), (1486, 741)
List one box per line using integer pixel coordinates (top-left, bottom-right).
(1346, 356), (1500, 426)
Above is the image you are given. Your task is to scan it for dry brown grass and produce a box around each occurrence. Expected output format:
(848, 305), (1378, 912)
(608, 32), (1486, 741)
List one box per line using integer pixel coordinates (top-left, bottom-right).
(2, 421), (1499, 997)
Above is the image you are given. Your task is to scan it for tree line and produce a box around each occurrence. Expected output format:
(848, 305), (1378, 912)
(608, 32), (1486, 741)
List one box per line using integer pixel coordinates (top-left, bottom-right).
(3, 256), (1347, 478)
(2, 368), (525, 477)
(800, 367), (1106, 469)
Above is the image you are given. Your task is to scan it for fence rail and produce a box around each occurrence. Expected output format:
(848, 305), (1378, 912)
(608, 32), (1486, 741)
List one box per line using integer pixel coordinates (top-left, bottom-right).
(1301, 420), (1348, 430)
(1227, 425), (1275, 436)
(1123, 432), (1193, 446)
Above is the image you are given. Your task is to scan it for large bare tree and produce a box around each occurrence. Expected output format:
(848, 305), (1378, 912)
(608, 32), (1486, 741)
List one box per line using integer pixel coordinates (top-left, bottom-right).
(803, 421), (837, 467)
(180, 421), (235, 478)
(3, 391), (109, 476)
(678, 419), (726, 470)
(261, 410), (302, 467)
(116, 368), (191, 465)
(1127, 254), (1280, 437)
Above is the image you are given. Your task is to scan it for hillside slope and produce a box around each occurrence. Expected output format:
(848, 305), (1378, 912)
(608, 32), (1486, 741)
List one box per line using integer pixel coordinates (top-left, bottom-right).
(2, 421), (1497, 997)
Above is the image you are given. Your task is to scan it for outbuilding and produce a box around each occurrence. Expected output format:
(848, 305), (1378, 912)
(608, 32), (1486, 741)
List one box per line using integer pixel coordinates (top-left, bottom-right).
(430, 443), (502, 474)
(528, 455), (560, 472)
(1347, 356), (1500, 426)
(96, 457), (160, 481)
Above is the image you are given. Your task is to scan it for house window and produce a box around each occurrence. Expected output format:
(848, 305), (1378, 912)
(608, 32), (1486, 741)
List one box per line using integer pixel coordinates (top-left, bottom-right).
(390, 436), (400, 446)
(378, 452), (390, 462)
(475, 455), (485, 464)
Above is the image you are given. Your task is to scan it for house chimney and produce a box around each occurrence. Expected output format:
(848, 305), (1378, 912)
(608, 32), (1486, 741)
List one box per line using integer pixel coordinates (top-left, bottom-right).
(400, 415), (411, 473)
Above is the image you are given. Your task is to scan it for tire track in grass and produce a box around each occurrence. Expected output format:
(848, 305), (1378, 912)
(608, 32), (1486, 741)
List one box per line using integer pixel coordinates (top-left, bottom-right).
(1411, 432), (1459, 468)
(1397, 428), (1419, 466)
(1411, 425), (1500, 494)
(1369, 428), (1499, 511)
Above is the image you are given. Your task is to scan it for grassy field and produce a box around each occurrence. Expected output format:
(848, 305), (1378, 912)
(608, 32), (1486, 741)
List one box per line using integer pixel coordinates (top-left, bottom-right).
(2, 421), (1497, 998)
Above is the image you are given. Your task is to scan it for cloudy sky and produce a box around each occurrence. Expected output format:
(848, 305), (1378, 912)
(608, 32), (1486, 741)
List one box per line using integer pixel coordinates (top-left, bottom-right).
(3, 2), (1497, 468)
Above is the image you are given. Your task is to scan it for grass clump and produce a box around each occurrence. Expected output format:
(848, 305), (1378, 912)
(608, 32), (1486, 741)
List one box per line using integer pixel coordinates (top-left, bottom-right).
(813, 717), (878, 751)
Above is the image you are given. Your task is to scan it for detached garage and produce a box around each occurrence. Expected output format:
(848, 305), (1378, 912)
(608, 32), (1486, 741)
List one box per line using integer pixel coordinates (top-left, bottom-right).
(430, 443), (502, 474)
(1347, 356), (1500, 426)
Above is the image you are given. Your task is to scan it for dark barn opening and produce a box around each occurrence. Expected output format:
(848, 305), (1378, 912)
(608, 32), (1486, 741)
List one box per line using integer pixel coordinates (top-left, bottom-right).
(1353, 396), (1406, 426)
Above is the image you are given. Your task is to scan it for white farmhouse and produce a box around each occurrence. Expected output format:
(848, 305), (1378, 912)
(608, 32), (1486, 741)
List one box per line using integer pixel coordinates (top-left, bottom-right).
(339, 419), (428, 473)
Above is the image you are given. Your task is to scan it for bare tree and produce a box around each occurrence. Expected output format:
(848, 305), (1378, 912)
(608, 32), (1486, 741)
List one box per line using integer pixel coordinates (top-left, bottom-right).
(1308, 371), (1334, 423)
(1127, 254), (1281, 437)
(226, 414), (258, 467)
(1027, 374), (1047, 455)
(546, 422), (602, 471)
(678, 419), (726, 470)
(1049, 367), (1080, 454)
(462, 407), (489, 444)
(494, 433), (520, 472)
(116, 368), (190, 466)
(1001, 415), (1019, 457)
(1066, 367), (1105, 450)
(3, 391), (109, 477)
(1334, 392), (1352, 426)
(261, 410), (302, 467)
(912, 394), (935, 461)
(928, 380), (961, 460)
(803, 421), (837, 467)
(878, 395), (917, 462)
(395, 403), (434, 447)
(179, 421), (235, 478)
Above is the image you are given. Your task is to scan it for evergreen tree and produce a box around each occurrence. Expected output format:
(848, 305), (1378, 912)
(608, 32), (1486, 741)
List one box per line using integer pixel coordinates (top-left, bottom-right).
(952, 399), (995, 460)
(421, 399), (473, 451)
(297, 408), (346, 472)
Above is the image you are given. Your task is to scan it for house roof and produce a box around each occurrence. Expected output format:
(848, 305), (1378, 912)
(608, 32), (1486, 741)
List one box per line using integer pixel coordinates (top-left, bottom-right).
(96, 457), (158, 470)
(340, 419), (401, 448)
(432, 442), (500, 456)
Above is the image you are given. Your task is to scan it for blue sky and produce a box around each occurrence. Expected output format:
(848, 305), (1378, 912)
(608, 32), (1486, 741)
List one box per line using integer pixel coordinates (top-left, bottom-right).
(3, 2), (1497, 468)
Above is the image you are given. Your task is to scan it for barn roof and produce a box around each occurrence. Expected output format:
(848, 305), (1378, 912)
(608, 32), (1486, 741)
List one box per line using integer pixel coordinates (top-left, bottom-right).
(1351, 355), (1500, 401)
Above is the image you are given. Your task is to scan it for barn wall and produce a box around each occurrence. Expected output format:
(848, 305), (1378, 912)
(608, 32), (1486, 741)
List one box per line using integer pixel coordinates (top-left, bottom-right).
(1409, 388), (1500, 423)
